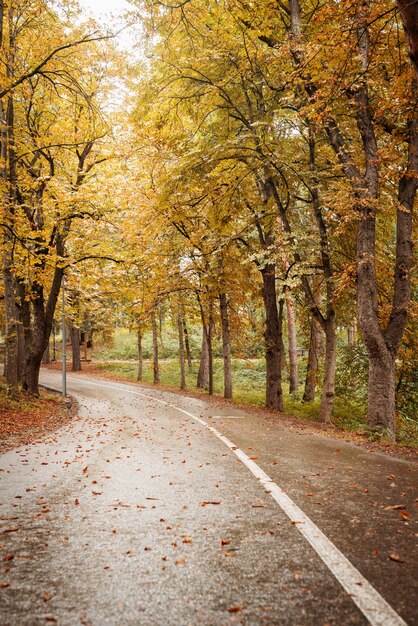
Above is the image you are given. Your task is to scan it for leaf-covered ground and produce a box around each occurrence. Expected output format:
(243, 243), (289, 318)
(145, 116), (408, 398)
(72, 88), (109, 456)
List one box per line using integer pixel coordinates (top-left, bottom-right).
(0, 383), (76, 455)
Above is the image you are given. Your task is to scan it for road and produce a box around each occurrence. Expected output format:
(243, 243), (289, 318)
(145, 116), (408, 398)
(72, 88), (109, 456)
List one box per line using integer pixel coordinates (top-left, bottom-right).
(0, 371), (416, 626)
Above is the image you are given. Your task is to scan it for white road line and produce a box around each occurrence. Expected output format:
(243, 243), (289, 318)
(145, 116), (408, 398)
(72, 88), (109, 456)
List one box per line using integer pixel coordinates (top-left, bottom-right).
(46, 375), (407, 626)
(210, 415), (245, 419)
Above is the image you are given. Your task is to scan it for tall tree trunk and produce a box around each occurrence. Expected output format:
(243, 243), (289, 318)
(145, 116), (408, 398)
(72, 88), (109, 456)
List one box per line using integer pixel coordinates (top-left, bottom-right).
(22, 266), (64, 395)
(319, 316), (337, 423)
(152, 310), (160, 384)
(182, 307), (192, 369)
(70, 324), (81, 372)
(368, 347), (396, 434)
(42, 342), (51, 365)
(285, 290), (299, 394)
(261, 264), (284, 411)
(177, 300), (186, 390)
(137, 328), (143, 382)
(348, 320), (357, 347)
(1, 94), (18, 396)
(17, 321), (25, 379)
(219, 291), (232, 399)
(3, 262), (18, 395)
(303, 313), (322, 403)
(197, 326), (209, 389)
(207, 299), (214, 396)
(397, 0), (418, 81)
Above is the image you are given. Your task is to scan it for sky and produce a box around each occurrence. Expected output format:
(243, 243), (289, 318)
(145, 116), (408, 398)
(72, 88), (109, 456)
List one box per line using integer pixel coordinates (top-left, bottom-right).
(77, 0), (142, 54)
(77, 0), (132, 19)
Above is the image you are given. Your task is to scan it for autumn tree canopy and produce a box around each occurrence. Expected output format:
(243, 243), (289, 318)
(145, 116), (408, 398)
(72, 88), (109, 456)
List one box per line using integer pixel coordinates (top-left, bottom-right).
(1, 0), (416, 441)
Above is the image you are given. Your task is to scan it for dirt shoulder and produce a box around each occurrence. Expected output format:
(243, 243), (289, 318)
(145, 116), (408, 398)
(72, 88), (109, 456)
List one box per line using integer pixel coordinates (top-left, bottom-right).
(45, 362), (418, 463)
(0, 382), (77, 455)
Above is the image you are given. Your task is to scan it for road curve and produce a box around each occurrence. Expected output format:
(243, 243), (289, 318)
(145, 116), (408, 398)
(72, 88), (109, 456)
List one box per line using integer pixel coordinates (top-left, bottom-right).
(0, 370), (416, 626)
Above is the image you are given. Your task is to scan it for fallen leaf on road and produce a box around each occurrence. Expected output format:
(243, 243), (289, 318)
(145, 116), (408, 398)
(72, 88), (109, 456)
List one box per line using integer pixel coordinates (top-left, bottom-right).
(0, 582), (10, 588)
(200, 501), (221, 506)
(223, 552), (236, 557)
(383, 504), (405, 511)
(3, 554), (14, 562)
(220, 539), (231, 546)
(389, 553), (404, 563)
(44, 617), (57, 623)
(227, 605), (244, 613)
(400, 511), (411, 521)
(43, 592), (52, 602)
(182, 538), (192, 544)
(175, 558), (187, 566)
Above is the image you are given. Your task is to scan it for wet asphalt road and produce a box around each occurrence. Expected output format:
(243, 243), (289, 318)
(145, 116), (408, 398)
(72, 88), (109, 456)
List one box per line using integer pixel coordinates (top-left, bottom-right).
(0, 371), (416, 626)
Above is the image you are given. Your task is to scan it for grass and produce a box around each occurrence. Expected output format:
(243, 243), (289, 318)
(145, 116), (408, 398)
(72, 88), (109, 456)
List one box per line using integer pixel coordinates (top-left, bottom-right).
(93, 358), (365, 426)
(90, 330), (417, 447)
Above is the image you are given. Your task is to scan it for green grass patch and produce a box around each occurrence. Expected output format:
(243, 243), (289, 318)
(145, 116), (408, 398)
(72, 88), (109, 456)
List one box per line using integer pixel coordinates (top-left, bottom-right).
(92, 357), (416, 447)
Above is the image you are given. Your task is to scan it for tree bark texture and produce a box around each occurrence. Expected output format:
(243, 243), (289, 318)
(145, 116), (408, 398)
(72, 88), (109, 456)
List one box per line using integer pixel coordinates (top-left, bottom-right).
(261, 264), (284, 411)
(319, 316), (337, 424)
(152, 311), (160, 385)
(367, 349), (396, 435)
(21, 266), (63, 394)
(70, 324), (81, 372)
(303, 314), (322, 403)
(397, 0), (418, 81)
(137, 329), (143, 381)
(177, 301), (186, 390)
(285, 290), (299, 394)
(42, 342), (51, 365)
(348, 320), (357, 347)
(182, 309), (193, 369)
(1, 95), (18, 396)
(219, 292), (233, 399)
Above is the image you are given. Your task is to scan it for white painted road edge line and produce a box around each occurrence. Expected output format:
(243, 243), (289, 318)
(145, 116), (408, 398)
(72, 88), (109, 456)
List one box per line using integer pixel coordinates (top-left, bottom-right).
(48, 376), (407, 626)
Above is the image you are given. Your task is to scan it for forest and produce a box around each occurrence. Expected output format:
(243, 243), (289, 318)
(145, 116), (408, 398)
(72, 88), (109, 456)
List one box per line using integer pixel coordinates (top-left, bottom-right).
(0, 0), (417, 443)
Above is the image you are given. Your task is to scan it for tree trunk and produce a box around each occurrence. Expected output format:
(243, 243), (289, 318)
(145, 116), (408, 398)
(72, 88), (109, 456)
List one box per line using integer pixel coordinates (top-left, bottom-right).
(303, 314), (322, 402)
(348, 320), (357, 347)
(197, 327), (209, 389)
(152, 310), (160, 384)
(137, 329), (143, 381)
(207, 299), (214, 396)
(70, 324), (81, 372)
(285, 290), (299, 394)
(319, 316), (337, 423)
(1, 98), (18, 395)
(182, 308), (192, 369)
(367, 349), (396, 436)
(177, 300), (186, 390)
(42, 342), (51, 365)
(261, 265), (283, 411)
(397, 0), (418, 81)
(3, 261), (18, 395)
(17, 321), (25, 379)
(219, 292), (232, 399)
